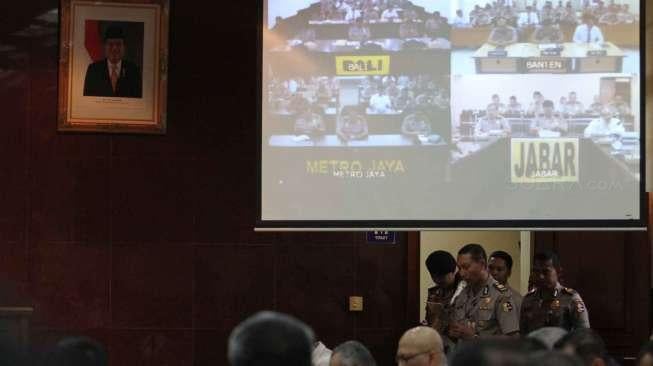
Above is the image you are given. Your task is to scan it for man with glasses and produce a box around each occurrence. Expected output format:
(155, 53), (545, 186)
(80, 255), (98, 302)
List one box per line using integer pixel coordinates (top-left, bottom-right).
(520, 251), (590, 334)
(395, 326), (444, 366)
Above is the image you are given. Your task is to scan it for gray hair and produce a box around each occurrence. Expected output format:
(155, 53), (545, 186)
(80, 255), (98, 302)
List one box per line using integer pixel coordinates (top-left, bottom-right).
(332, 341), (377, 366)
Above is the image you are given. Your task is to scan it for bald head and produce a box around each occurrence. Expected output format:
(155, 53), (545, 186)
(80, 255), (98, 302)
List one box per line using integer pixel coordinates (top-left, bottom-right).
(396, 327), (443, 366)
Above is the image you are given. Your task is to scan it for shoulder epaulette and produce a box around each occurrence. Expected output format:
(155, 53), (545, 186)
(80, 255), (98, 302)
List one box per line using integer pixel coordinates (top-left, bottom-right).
(493, 282), (508, 293)
(562, 287), (577, 295)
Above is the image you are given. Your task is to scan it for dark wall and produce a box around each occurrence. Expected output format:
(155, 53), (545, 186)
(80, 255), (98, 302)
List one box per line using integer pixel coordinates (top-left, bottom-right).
(0, 1), (416, 365)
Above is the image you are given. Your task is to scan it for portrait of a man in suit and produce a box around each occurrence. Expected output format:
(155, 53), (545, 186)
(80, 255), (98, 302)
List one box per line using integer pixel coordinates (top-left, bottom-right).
(83, 25), (143, 98)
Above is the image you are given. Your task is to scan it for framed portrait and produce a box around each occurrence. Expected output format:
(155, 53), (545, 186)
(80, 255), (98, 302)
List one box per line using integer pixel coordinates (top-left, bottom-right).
(58, 0), (169, 134)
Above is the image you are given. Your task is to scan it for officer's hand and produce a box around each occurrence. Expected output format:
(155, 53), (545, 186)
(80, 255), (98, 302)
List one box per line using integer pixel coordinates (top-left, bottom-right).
(448, 322), (475, 340)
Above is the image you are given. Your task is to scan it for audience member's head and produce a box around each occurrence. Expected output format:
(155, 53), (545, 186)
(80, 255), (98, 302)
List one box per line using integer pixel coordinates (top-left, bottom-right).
(530, 350), (584, 366)
(450, 339), (529, 366)
(528, 327), (569, 350)
(425, 250), (457, 288)
(637, 340), (653, 366)
(396, 326), (444, 366)
(555, 328), (608, 366)
(457, 243), (488, 285)
(488, 250), (513, 285)
(43, 337), (108, 366)
(330, 341), (376, 366)
(228, 311), (315, 366)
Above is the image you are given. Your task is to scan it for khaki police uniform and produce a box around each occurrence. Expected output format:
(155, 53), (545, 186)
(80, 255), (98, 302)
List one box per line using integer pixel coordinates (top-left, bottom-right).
(520, 282), (590, 334)
(452, 275), (520, 337)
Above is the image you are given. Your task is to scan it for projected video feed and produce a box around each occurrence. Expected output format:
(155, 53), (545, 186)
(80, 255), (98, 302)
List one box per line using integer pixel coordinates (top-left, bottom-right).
(261, 0), (642, 225)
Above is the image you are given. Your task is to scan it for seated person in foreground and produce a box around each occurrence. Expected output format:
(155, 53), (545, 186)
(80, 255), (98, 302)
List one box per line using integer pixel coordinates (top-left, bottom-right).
(337, 105), (368, 141)
(488, 17), (518, 46)
(530, 100), (568, 136)
(348, 17), (371, 42)
(584, 107), (625, 138)
(401, 111), (432, 136)
(368, 88), (393, 113)
(573, 13), (604, 44)
(476, 105), (511, 137)
(294, 105), (326, 136)
(531, 19), (564, 43)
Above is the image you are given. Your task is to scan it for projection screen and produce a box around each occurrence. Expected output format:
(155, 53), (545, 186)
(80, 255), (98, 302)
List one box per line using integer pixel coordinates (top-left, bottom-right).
(258, 0), (646, 229)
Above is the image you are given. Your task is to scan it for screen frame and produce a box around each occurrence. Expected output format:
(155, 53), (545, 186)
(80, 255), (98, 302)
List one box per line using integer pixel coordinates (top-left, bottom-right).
(256, 0), (648, 231)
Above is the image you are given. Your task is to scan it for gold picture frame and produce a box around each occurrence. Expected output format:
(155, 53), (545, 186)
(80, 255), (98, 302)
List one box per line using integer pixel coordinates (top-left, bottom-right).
(58, 0), (169, 133)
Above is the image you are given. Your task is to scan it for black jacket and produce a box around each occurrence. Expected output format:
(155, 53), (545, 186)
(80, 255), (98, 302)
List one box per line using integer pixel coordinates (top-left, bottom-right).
(83, 59), (142, 98)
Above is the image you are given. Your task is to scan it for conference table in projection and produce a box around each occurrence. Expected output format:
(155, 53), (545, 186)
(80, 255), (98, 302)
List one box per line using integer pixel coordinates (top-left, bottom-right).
(473, 42), (626, 73)
(268, 38), (451, 77)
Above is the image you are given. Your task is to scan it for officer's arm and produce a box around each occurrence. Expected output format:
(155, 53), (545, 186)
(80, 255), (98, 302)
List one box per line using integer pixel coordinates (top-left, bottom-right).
(497, 294), (521, 337)
(571, 293), (590, 329)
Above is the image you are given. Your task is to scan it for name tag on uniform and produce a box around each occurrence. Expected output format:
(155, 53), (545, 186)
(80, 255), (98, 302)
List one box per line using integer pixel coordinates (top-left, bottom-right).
(587, 50), (607, 56)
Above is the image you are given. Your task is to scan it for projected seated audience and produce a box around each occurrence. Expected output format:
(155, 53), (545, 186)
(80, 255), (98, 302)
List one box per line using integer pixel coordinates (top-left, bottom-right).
(487, 94), (506, 115)
(488, 17), (518, 47)
(584, 107), (625, 139)
(563, 92), (584, 116)
(539, 2), (557, 25)
(573, 14), (604, 44)
(399, 18), (420, 38)
(425, 12), (451, 39)
(608, 95), (631, 116)
(617, 4), (635, 23)
(476, 105), (511, 137)
(470, 5), (493, 27)
(506, 96), (524, 115)
(531, 19), (564, 43)
(559, 3), (579, 26)
(337, 106), (368, 141)
(587, 95), (603, 115)
(452, 9), (468, 28)
(598, 4), (620, 26)
(527, 91), (546, 116)
(518, 6), (540, 27)
(369, 88), (393, 113)
(381, 5), (402, 21)
(348, 17), (371, 42)
(294, 105), (326, 136)
(401, 111), (432, 136)
(530, 100), (568, 136)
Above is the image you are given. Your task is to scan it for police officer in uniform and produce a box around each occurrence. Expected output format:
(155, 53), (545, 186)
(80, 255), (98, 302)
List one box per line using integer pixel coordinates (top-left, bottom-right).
(424, 250), (464, 354)
(520, 251), (590, 334)
(449, 244), (520, 341)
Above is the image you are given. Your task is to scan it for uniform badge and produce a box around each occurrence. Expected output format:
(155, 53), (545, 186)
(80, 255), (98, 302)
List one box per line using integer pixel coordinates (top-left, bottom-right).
(484, 297), (492, 305)
(482, 286), (489, 296)
(478, 320), (486, 328)
(436, 288), (443, 297)
(503, 302), (513, 312)
(550, 299), (560, 310)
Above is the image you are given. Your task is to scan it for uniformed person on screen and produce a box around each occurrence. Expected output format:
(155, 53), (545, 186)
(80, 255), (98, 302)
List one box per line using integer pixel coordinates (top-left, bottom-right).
(488, 17), (518, 46)
(583, 107), (625, 139)
(563, 91), (585, 116)
(424, 251), (464, 354)
(476, 105), (511, 137)
(487, 94), (506, 115)
(520, 251), (590, 334)
(559, 3), (579, 26)
(527, 91), (545, 116)
(348, 17), (372, 42)
(449, 244), (520, 341)
(294, 104), (327, 136)
(530, 100), (568, 136)
(531, 19), (564, 43)
(336, 105), (368, 141)
(506, 96), (523, 115)
(539, 2), (557, 25)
